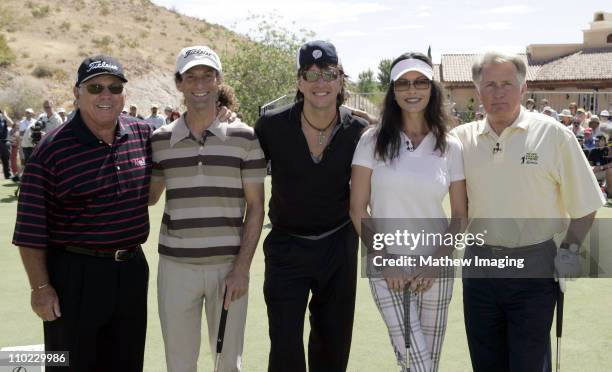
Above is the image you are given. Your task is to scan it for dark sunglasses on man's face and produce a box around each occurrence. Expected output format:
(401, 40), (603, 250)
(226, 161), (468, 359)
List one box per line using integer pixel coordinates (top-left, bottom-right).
(394, 79), (431, 91)
(82, 83), (124, 95)
(301, 69), (340, 82)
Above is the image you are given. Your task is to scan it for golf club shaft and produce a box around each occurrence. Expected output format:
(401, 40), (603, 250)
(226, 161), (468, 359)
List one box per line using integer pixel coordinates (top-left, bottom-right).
(403, 287), (411, 371)
(556, 284), (564, 372)
(556, 338), (561, 372)
(214, 287), (229, 372)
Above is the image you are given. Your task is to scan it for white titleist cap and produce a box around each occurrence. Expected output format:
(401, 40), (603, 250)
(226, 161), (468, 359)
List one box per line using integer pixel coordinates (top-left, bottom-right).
(390, 58), (434, 82)
(175, 45), (222, 74)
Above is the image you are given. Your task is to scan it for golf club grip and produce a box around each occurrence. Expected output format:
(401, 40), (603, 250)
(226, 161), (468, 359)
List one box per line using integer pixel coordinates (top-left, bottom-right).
(216, 288), (229, 353)
(403, 289), (411, 349)
(557, 289), (564, 337)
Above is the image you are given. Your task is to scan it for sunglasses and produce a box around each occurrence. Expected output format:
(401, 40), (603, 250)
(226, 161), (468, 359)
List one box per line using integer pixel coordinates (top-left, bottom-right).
(82, 83), (124, 95)
(301, 69), (340, 82)
(394, 79), (431, 91)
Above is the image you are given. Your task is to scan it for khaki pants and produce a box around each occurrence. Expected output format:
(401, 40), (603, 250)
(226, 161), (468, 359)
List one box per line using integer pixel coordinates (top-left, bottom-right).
(158, 256), (248, 372)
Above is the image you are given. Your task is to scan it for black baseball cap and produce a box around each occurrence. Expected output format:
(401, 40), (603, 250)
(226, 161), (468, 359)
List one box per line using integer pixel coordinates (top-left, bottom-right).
(297, 40), (338, 70)
(75, 55), (128, 86)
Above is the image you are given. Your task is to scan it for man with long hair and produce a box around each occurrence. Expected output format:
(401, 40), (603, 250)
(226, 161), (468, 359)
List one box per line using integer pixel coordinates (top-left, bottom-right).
(254, 40), (368, 372)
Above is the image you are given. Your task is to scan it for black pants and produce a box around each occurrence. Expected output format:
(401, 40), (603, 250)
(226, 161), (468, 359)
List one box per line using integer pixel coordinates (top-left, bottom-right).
(264, 224), (358, 372)
(463, 277), (557, 372)
(22, 146), (34, 164)
(44, 247), (149, 372)
(0, 140), (10, 178)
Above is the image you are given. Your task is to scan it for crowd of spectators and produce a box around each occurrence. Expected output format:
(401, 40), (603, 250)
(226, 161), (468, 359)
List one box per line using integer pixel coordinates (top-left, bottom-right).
(0, 84), (241, 183)
(513, 100), (611, 198)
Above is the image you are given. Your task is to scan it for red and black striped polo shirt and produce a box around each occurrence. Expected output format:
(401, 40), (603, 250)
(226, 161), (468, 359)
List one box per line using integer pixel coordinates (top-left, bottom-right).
(12, 111), (152, 251)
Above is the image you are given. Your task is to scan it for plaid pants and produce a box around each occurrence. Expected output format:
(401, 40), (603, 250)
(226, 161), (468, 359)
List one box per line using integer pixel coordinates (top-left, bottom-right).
(370, 271), (453, 372)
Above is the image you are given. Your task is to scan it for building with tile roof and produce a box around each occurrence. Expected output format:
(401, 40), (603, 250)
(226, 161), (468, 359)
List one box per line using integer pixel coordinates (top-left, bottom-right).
(439, 11), (612, 116)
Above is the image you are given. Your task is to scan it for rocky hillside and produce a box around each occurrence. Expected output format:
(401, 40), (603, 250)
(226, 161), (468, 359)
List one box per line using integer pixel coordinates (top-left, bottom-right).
(0, 0), (244, 114)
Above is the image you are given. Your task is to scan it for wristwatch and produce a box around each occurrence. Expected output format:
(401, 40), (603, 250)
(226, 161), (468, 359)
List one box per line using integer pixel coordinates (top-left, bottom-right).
(560, 242), (579, 254)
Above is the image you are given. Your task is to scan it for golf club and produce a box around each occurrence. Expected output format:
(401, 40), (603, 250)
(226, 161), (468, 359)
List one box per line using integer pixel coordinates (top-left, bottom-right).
(214, 287), (229, 372)
(556, 283), (564, 372)
(403, 287), (411, 372)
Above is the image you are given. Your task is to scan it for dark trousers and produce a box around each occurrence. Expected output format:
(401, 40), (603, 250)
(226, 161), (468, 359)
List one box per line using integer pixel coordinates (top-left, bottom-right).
(0, 140), (10, 178)
(22, 146), (33, 164)
(44, 247), (149, 372)
(264, 224), (358, 372)
(463, 277), (556, 372)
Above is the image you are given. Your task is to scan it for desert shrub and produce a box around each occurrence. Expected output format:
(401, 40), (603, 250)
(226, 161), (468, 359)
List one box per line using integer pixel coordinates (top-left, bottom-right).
(31, 5), (51, 18)
(0, 76), (46, 116)
(32, 65), (54, 78)
(0, 34), (16, 67)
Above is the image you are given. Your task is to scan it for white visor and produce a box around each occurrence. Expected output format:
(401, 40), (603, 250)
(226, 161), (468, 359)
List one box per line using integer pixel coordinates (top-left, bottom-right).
(390, 58), (433, 82)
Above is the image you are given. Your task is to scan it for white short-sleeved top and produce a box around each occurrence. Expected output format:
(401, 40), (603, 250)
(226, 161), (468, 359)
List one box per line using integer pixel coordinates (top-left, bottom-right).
(352, 127), (465, 220)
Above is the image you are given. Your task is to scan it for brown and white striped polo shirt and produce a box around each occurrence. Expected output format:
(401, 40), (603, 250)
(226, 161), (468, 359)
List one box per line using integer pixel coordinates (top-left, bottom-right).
(151, 115), (267, 264)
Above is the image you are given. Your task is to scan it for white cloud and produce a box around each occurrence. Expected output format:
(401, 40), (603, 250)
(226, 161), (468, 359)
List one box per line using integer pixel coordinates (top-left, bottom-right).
(485, 5), (532, 14)
(463, 22), (512, 31)
(417, 11), (432, 17)
(381, 25), (425, 31)
(336, 31), (367, 38)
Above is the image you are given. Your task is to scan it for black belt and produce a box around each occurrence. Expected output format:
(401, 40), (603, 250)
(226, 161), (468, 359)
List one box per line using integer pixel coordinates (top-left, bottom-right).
(62, 245), (141, 262)
(474, 239), (555, 258)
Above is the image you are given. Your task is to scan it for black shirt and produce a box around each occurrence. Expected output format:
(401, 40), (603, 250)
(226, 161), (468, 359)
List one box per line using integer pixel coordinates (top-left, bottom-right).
(255, 101), (367, 236)
(588, 147), (609, 166)
(13, 110), (152, 250)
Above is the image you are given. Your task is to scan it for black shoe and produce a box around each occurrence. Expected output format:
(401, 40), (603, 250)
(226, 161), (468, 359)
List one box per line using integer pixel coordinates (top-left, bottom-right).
(11, 175), (20, 182)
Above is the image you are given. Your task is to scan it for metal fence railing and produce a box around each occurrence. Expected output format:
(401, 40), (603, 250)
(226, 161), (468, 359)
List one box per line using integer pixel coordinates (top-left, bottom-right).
(259, 95), (294, 117)
(524, 91), (612, 114)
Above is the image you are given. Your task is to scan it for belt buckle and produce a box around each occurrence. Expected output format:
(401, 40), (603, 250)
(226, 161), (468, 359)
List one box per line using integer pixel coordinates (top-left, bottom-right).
(114, 249), (130, 262)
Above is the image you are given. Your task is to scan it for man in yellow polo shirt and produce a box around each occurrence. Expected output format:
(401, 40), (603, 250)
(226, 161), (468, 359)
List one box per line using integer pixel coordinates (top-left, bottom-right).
(452, 51), (605, 372)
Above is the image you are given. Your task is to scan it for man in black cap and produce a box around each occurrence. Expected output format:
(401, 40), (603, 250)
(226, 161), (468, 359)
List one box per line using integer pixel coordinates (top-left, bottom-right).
(255, 40), (368, 372)
(13, 55), (152, 372)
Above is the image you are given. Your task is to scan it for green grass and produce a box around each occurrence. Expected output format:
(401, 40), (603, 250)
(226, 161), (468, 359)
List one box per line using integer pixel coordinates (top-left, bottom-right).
(1, 177), (611, 371)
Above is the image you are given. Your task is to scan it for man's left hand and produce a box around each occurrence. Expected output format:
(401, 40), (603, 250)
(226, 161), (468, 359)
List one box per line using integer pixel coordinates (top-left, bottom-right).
(224, 268), (249, 310)
(554, 248), (581, 280)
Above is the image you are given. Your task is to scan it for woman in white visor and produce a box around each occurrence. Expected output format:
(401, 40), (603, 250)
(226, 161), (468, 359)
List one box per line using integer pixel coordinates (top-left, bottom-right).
(350, 52), (467, 372)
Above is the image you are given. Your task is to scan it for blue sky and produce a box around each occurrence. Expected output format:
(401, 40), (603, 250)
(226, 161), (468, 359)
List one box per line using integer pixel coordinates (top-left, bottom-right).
(151, 0), (610, 79)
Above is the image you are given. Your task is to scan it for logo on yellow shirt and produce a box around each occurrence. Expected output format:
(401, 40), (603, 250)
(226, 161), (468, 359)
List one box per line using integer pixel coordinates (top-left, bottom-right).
(521, 152), (539, 165)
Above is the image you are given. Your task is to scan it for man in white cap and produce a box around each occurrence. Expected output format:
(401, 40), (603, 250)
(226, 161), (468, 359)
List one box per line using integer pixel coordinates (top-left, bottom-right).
(19, 108), (37, 165)
(558, 109), (572, 127)
(57, 107), (67, 124)
(149, 45), (266, 372)
(599, 110), (611, 138)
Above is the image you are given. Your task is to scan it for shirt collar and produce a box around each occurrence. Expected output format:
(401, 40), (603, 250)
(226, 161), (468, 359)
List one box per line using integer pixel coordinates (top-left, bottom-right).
(292, 101), (360, 131)
(477, 106), (529, 136)
(169, 113), (228, 147)
(71, 110), (129, 146)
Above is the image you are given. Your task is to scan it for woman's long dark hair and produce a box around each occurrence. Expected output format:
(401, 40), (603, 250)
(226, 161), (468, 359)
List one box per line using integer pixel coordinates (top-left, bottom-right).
(375, 52), (449, 162)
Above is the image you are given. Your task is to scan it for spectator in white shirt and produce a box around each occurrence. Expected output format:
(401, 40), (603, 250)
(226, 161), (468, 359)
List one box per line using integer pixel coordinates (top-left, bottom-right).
(146, 104), (166, 129)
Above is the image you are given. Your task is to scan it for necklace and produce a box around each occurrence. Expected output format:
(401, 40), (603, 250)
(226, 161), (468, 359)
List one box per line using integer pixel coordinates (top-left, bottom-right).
(302, 111), (338, 145)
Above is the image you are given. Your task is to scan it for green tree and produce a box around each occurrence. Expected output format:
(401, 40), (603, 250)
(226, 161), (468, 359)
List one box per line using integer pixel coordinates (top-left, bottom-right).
(357, 69), (376, 93)
(376, 58), (392, 92)
(221, 15), (314, 125)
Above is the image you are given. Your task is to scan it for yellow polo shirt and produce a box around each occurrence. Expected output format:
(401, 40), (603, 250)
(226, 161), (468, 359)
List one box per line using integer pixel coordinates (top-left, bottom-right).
(452, 107), (605, 247)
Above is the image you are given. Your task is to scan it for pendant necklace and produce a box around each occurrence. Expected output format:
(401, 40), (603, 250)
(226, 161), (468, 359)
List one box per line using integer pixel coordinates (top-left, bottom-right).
(302, 111), (338, 145)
